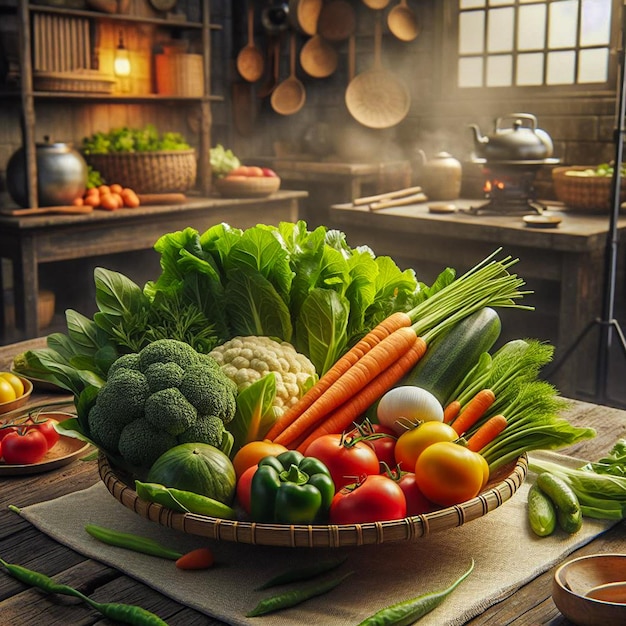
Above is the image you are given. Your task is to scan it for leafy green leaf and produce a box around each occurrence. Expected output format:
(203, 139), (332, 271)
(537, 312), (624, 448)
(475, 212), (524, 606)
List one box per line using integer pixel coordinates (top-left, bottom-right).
(229, 374), (278, 452)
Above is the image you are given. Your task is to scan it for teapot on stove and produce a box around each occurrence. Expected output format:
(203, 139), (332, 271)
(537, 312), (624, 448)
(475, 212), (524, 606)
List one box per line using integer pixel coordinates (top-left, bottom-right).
(469, 113), (554, 161)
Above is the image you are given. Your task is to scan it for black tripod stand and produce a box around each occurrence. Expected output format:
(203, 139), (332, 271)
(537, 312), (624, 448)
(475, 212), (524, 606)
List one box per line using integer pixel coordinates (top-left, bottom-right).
(545, 8), (626, 408)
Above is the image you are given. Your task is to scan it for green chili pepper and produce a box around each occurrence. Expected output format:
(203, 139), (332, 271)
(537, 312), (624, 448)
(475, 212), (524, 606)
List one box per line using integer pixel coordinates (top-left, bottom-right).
(246, 571), (353, 617)
(251, 450), (335, 524)
(0, 558), (169, 626)
(135, 481), (237, 519)
(356, 560), (475, 626)
(84, 524), (183, 560)
(256, 556), (348, 590)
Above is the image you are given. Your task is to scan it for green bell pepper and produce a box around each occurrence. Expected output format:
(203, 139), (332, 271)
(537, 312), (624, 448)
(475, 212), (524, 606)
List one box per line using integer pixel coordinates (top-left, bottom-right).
(250, 450), (335, 524)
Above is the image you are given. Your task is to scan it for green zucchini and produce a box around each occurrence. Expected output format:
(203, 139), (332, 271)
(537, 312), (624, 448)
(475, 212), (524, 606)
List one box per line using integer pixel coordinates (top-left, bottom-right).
(527, 484), (557, 537)
(402, 307), (501, 405)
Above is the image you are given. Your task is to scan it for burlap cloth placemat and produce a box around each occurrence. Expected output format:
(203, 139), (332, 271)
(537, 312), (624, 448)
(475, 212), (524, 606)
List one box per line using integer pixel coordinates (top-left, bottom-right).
(20, 451), (620, 626)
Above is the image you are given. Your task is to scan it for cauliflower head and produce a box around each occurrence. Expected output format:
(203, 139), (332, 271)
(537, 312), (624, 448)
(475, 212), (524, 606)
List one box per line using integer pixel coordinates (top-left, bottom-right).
(86, 339), (237, 469)
(209, 336), (317, 417)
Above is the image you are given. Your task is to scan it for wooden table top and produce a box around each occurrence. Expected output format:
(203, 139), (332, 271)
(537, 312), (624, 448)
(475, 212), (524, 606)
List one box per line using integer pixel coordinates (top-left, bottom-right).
(1, 338), (625, 625)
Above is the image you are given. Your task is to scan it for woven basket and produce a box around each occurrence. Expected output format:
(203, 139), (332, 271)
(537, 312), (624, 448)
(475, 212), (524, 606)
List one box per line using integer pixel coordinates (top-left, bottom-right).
(85, 150), (197, 193)
(98, 452), (527, 548)
(552, 166), (626, 213)
(214, 176), (281, 198)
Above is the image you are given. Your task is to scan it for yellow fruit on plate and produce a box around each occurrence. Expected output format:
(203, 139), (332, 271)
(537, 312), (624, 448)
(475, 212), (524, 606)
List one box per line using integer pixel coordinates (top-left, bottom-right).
(0, 377), (17, 403)
(1, 372), (24, 398)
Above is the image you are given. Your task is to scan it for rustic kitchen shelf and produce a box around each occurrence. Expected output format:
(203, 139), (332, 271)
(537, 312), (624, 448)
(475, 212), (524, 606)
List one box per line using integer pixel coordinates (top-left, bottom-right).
(13, 0), (219, 206)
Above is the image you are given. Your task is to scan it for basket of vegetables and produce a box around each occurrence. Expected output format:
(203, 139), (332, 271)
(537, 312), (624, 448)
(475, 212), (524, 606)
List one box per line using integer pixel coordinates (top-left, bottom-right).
(14, 222), (596, 548)
(552, 164), (626, 213)
(82, 125), (196, 194)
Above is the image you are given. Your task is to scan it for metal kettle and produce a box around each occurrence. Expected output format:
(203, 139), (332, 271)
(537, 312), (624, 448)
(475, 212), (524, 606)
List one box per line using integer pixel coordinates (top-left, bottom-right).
(469, 113), (554, 161)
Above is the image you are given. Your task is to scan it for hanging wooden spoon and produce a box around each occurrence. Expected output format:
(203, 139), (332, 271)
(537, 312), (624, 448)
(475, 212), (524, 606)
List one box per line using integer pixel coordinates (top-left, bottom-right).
(271, 33), (306, 115)
(237, 3), (264, 82)
(387, 0), (421, 42)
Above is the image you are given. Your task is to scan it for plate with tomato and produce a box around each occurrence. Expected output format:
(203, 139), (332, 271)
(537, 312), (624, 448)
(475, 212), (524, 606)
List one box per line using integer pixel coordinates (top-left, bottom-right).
(0, 412), (91, 476)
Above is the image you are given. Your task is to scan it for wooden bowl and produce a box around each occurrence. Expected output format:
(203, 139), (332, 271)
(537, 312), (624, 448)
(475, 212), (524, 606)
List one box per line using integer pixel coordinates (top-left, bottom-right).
(98, 452), (527, 548)
(0, 377), (33, 415)
(553, 553), (626, 626)
(214, 176), (281, 198)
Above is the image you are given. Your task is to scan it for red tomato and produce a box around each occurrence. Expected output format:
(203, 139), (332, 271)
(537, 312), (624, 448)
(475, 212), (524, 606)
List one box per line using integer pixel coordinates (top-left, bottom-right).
(397, 471), (435, 516)
(349, 422), (397, 470)
(304, 434), (380, 490)
(414, 441), (487, 507)
(236, 464), (257, 514)
(262, 167), (279, 178)
(330, 474), (407, 524)
(28, 417), (60, 450)
(2, 429), (48, 465)
(0, 424), (19, 441)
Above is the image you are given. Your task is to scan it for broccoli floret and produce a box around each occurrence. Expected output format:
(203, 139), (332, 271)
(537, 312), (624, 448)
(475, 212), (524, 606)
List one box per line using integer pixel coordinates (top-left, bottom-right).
(87, 404), (121, 452)
(107, 352), (140, 378)
(178, 415), (227, 448)
(138, 338), (200, 371)
(95, 368), (150, 427)
(118, 419), (177, 468)
(178, 363), (237, 423)
(144, 361), (184, 393)
(86, 339), (240, 470)
(144, 387), (197, 436)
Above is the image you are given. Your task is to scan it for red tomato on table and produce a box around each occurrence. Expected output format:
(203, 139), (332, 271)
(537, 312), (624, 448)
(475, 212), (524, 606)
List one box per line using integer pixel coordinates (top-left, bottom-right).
(2, 429), (48, 464)
(304, 433), (380, 490)
(330, 474), (407, 524)
(28, 417), (60, 449)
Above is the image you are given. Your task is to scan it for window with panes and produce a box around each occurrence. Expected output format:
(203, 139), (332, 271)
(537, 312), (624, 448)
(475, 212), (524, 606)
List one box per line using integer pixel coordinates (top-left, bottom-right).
(453, 0), (618, 92)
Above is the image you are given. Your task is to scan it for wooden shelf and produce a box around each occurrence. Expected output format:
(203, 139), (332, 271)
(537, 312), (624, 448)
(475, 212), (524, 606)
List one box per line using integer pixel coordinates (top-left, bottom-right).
(27, 3), (222, 31)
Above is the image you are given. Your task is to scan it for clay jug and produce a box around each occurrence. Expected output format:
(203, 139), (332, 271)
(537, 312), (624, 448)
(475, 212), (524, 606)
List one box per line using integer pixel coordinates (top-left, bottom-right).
(417, 150), (462, 201)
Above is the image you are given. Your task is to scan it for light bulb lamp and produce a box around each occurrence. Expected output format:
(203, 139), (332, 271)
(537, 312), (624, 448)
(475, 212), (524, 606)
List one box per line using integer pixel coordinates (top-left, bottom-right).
(114, 30), (131, 78)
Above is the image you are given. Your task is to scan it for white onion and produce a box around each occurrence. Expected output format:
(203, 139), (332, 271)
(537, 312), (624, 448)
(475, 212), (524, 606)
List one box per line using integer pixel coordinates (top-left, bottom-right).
(376, 386), (444, 435)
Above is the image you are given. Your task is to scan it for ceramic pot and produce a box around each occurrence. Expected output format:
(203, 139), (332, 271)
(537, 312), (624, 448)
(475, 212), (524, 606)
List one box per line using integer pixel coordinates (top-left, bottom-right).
(6, 137), (87, 207)
(418, 150), (462, 200)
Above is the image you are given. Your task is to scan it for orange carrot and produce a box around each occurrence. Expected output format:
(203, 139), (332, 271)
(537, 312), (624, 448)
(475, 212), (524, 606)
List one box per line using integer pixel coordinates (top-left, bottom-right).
(296, 338), (428, 453)
(265, 311), (412, 441)
(450, 388), (496, 435)
(466, 414), (507, 452)
(443, 400), (461, 423)
(274, 326), (419, 447)
(175, 547), (215, 570)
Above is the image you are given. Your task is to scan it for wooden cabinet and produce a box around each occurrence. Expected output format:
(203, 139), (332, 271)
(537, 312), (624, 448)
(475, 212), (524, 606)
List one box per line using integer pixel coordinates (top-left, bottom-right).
(10, 0), (221, 206)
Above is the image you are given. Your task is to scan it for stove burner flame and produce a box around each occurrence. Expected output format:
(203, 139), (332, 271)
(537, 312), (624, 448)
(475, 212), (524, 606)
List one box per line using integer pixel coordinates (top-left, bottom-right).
(471, 162), (547, 215)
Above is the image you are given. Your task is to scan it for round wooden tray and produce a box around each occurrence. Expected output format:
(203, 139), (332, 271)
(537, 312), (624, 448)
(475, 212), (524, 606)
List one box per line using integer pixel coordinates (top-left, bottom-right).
(214, 176), (281, 198)
(98, 452), (528, 548)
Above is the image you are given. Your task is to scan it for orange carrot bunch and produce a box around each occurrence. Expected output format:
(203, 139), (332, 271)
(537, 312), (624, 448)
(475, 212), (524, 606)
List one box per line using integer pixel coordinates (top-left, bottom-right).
(266, 251), (531, 452)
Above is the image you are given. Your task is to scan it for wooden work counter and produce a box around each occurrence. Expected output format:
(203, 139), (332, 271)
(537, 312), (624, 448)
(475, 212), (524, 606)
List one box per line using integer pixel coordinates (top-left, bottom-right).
(0, 337), (624, 625)
(0, 191), (306, 341)
(253, 157), (412, 227)
(328, 199), (626, 401)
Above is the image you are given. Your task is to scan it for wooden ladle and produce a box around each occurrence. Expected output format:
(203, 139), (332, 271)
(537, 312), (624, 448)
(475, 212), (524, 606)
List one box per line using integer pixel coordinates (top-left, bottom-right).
(271, 33), (306, 115)
(387, 0), (421, 42)
(237, 3), (264, 82)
